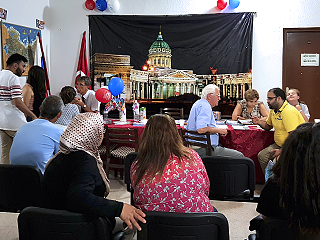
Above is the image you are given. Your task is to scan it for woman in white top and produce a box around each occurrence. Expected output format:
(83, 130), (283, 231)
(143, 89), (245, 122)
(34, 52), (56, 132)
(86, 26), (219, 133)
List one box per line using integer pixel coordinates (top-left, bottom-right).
(55, 86), (79, 126)
(286, 88), (310, 122)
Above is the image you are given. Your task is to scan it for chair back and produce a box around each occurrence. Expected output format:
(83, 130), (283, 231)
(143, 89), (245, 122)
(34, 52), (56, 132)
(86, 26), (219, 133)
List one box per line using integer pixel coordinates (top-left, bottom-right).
(138, 211), (229, 240)
(18, 206), (113, 240)
(179, 128), (212, 156)
(124, 152), (138, 205)
(0, 164), (42, 212)
(201, 156), (255, 201)
(160, 107), (184, 119)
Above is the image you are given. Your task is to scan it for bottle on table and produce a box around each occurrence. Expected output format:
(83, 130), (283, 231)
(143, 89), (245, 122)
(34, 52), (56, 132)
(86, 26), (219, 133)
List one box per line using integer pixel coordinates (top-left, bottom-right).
(103, 108), (109, 124)
(133, 100), (140, 121)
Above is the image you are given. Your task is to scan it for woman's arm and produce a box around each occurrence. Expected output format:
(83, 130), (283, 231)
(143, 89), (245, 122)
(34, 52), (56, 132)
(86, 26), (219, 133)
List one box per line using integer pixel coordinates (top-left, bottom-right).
(295, 104), (309, 122)
(259, 103), (269, 121)
(232, 103), (244, 120)
(22, 85), (33, 109)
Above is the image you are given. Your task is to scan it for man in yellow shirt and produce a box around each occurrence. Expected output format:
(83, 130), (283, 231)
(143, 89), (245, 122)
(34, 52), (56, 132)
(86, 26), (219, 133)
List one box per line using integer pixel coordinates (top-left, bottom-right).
(252, 88), (305, 173)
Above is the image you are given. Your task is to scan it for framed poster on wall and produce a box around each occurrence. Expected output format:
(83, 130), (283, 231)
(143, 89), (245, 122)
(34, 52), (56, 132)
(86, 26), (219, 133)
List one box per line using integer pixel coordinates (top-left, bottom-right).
(1, 22), (41, 75)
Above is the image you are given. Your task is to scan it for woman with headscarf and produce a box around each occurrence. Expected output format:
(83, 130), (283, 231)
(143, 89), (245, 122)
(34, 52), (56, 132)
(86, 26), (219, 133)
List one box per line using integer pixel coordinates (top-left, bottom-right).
(42, 112), (145, 238)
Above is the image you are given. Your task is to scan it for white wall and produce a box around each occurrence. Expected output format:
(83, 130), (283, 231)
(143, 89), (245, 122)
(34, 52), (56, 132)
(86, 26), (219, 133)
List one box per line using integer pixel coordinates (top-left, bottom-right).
(2, 0), (320, 103)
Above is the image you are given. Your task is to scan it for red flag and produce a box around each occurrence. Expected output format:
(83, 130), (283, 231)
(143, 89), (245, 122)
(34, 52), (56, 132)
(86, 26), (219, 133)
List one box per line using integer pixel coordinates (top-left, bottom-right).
(75, 31), (89, 85)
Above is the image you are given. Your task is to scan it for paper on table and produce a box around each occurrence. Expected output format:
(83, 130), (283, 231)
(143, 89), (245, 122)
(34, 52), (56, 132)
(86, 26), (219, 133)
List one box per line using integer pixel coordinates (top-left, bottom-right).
(232, 125), (247, 130)
(216, 125), (228, 129)
(113, 121), (131, 125)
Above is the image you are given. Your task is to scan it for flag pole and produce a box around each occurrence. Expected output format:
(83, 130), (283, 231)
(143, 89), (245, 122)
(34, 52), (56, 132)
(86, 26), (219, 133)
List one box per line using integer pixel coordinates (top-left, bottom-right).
(37, 32), (51, 96)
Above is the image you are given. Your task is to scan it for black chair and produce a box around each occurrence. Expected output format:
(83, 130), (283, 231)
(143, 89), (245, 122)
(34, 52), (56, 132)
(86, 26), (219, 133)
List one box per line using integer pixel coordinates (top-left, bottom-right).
(179, 128), (212, 156)
(201, 156), (256, 201)
(248, 217), (320, 240)
(18, 206), (121, 240)
(138, 211), (229, 240)
(0, 164), (42, 212)
(124, 152), (138, 205)
(160, 107), (184, 119)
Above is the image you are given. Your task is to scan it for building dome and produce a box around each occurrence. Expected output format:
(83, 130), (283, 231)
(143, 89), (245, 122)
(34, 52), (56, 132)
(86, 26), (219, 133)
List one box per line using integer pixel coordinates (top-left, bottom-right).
(148, 30), (172, 68)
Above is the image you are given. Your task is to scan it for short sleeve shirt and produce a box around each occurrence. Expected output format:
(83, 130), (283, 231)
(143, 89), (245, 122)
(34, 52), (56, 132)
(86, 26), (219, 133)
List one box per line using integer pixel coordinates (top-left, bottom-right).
(266, 101), (305, 147)
(186, 98), (219, 146)
(83, 90), (100, 112)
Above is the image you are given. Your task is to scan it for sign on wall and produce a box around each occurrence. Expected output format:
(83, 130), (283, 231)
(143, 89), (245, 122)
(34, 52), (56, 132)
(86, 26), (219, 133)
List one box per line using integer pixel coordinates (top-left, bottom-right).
(301, 53), (319, 66)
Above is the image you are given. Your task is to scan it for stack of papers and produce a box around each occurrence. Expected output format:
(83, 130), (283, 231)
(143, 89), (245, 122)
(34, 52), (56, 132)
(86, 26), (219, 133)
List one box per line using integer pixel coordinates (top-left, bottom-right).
(226, 120), (241, 126)
(132, 122), (146, 126)
(113, 121), (131, 125)
(238, 119), (253, 125)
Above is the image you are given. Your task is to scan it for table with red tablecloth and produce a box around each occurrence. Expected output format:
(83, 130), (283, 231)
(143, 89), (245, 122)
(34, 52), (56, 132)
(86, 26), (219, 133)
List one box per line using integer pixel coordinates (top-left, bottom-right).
(106, 120), (274, 183)
(219, 125), (274, 183)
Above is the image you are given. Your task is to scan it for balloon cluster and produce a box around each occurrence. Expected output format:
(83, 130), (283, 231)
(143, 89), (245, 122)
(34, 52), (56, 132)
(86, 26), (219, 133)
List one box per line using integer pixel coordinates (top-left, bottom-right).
(95, 77), (124, 103)
(105, 97), (125, 113)
(85, 0), (120, 12)
(217, 0), (240, 10)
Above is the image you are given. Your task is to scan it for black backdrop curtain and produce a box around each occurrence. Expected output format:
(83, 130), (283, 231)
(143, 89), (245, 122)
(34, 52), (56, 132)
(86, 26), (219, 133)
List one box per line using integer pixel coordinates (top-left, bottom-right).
(89, 13), (253, 75)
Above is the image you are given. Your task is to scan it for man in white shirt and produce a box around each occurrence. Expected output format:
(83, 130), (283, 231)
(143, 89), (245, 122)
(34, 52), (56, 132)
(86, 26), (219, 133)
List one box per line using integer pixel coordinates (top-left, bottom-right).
(73, 76), (100, 113)
(0, 53), (37, 164)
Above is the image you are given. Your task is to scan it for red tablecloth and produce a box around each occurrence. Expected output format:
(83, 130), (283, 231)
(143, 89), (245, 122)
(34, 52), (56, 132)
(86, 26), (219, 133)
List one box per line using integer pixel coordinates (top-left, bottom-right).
(219, 125), (274, 183)
(106, 120), (274, 183)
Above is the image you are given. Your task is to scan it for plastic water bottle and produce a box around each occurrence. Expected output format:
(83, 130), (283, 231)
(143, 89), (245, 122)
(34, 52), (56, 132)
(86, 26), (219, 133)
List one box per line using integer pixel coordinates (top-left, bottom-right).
(103, 108), (108, 124)
(133, 100), (140, 121)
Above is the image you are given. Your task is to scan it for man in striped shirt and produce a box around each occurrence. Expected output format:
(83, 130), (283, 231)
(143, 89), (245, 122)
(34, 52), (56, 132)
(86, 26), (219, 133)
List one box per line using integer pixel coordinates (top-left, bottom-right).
(0, 53), (37, 164)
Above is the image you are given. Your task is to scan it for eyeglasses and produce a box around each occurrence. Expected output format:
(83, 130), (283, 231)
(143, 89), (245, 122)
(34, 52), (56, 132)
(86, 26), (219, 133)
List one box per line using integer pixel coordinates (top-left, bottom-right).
(75, 83), (86, 87)
(267, 97), (277, 101)
(209, 93), (220, 97)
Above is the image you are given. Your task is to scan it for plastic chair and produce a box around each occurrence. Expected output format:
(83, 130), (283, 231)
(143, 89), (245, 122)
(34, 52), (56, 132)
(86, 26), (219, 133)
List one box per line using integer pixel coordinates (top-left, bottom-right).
(179, 128), (212, 156)
(160, 107), (184, 119)
(105, 125), (139, 179)
(138, 211), (229, 240)
(0, 164), (42, 212)
(201, 156), (256, 201)
(18, 206), (120, 240)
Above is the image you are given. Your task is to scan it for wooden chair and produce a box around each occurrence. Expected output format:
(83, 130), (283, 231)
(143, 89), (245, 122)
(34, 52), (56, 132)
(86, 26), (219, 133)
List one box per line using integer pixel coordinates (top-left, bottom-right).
(179, 128), (212, 156)
(160, 107), (184, 119)
(104, 126), (139, 179)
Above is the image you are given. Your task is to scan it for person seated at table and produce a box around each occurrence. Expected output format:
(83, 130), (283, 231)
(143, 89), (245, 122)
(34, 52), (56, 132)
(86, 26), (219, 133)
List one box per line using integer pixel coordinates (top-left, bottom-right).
(286, 88), (310, 122)
(131, 114), (215, 213)
(55, 86), (80, 126)
(252, 88), (305, 174)
(256, 122), (320, 238)
(42, 113), (146, 239)
(10, 95), (64, 174)
(72, 76), (100, 113)
(232, 89), (269, 121)
(186, 84), (244, 158)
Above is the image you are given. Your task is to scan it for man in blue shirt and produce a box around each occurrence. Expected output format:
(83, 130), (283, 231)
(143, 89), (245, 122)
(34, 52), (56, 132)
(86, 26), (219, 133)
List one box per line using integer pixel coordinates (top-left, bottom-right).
(187, 84), (243, 157)
(10, 95), (64, 174)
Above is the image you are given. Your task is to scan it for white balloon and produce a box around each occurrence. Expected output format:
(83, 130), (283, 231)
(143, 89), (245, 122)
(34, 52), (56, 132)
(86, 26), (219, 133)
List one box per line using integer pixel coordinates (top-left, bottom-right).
(107, 0), (120, 12)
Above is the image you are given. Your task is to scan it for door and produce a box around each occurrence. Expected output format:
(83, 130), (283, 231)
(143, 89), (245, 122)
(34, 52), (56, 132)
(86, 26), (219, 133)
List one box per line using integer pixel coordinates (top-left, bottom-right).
(283, 28), (320, 122)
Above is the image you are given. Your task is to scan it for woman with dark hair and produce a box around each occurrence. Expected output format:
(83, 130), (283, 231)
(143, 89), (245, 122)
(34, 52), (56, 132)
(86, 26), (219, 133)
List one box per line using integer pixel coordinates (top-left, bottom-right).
(287, 88), (310, 122)
(131, 114), (215, 213)
(55, 86), (79, 126)
(256, 122), (320, 236)
(22, 65), (46, 120)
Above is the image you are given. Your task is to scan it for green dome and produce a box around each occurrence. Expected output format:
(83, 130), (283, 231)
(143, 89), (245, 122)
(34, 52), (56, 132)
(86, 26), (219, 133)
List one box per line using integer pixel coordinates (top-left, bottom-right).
(149, 32), (171, 51)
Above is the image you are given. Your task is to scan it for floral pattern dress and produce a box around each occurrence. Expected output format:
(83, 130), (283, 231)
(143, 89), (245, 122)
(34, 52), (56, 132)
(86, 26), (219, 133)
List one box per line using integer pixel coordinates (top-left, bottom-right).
(130, 149), (214, 213)
(238, 99), (263, 118)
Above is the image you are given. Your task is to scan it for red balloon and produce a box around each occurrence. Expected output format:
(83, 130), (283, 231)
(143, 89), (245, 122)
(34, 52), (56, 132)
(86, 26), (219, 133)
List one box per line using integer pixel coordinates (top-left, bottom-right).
(85, 0), (95, 10)
(217, 0), (227, 10)
(95, 88), (112, 103)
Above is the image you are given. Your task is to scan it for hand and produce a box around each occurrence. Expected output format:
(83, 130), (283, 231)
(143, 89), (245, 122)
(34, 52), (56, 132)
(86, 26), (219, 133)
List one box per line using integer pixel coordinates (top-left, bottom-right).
(120, 203), (146, 231)
(252, 116), (259, 125)
(218, 128), (227, 137)
(72, 97), (84, 107)
(295, 105), (302, 111)
(271, 149), (281, 158)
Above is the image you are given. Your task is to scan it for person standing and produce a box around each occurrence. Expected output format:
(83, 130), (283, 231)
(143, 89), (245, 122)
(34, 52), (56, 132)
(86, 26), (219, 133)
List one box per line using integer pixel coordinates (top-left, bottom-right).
(252, 87), (305, 173)
(72, 76), (100, 113)
(0, 53), (37, 164)
(187, 84), (244, 158)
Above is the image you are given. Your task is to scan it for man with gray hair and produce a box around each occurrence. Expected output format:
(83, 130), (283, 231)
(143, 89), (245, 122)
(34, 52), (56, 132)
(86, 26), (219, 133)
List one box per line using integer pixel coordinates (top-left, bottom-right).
(187, 84), (243, 157)
(10, 95), (64, 174)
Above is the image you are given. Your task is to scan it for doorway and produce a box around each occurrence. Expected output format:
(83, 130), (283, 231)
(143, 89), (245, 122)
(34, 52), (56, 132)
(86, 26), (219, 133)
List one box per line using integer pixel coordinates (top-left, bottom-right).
(283, 28), (320, 122)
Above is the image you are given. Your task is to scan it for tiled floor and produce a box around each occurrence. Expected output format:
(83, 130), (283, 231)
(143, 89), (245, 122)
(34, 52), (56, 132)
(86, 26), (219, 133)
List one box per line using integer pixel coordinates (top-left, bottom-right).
(0, 175), (262, 240)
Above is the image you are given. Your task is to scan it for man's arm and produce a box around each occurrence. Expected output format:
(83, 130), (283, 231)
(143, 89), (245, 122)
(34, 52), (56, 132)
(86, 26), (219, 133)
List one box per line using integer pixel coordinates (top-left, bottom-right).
(72, 97), (98, 113)
(252, 116), (273, 131)
(12, 98), (37, 120)
(197, 126), (227, 136)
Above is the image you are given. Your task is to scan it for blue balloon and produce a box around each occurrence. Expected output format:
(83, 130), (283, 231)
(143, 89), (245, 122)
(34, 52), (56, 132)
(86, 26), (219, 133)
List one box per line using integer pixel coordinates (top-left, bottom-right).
(108, 77), (124, 96)
(96, 0), (107, 11)
(229, 0), (240, 9)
